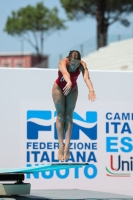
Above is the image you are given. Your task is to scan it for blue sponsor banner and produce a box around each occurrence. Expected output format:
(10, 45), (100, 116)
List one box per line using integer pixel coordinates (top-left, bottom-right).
(26, 110), (98, 179)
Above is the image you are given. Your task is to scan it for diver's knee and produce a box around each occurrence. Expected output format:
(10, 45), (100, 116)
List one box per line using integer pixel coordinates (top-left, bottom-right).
(57, 113), (65, 123)
(65, 114), (73, 123)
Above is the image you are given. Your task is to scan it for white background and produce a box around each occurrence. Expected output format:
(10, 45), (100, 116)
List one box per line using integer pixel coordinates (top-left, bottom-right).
(0, 68), (133, 195)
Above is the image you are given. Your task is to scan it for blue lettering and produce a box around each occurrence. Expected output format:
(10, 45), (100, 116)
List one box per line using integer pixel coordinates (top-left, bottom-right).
(27, 151), (30, 162)
(122, 113), (130, 120)
(27, 142), (32, 149)
(26, 164), (39, 179)
(84, 143), (91, 149)
(74, 167), (80, 179)
(84, 164), (97, 179)
(33, 142), (38, 149)
(40, 151), (50, 162)
(106, 112), (112, 120)
(106, 122), (109, 133)
(120, 137), (133, 152)
(77, 152), (86, 162)
(69, 143), (73, 150)
(114, 113), (120, 120)
(42, 171), (53, 179)
(51, 151), (58, 162)
(31, 151), (40, 162)
(54, 143), (59, 149)
(92, 143), (97, 150)
(77, 143), (83, 150)
(67, 152), (75, 162)
(25, 164), (98, 179)
(111, 122), (121, 133)
(121, 123), (132, 134)
(106, 137), (118, 152)
(40, 143), (46, 149)
(47, 142), (52, 149)
(87, 152), (97, 162)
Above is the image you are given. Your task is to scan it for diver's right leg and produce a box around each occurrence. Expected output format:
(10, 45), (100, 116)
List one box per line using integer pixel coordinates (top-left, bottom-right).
(52, 82), (65, 161)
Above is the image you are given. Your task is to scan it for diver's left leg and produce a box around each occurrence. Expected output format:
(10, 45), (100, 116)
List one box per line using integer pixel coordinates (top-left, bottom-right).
(64, 85), (78, 160)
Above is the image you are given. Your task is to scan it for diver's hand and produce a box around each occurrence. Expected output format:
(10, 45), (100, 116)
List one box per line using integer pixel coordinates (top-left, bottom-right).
(63, 81), (72, 96)
(88, 91), (96, 102)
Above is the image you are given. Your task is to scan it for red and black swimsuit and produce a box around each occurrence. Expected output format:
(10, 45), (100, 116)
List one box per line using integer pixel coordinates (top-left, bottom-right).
(55, 59), (82, 92)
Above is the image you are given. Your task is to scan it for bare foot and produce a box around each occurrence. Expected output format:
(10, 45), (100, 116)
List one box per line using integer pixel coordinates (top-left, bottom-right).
(64, 146), (70, 161)
(58, 145), (64, 161)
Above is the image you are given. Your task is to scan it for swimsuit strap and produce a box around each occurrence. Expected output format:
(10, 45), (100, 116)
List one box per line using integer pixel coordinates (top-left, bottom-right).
(66, 58), (69, 66)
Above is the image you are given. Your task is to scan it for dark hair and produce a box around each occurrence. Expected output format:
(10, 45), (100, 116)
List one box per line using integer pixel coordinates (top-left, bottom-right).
(67, 50), (81, 61)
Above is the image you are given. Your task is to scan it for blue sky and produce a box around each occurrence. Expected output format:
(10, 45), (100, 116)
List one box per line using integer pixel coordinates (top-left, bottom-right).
(0, 0), (133, 67)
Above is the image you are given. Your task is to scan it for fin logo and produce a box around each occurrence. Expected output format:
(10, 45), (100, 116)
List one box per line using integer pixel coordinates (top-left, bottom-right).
(27, 110), (97, 140)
